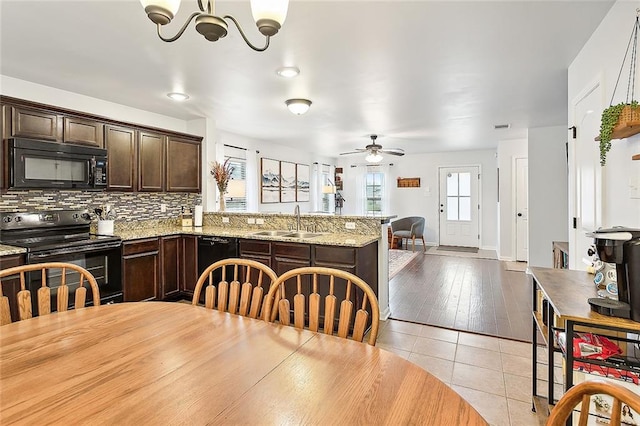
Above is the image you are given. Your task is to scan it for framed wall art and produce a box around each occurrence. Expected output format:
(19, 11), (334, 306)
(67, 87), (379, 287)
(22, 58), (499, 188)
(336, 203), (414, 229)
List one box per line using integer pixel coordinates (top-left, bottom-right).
(260, 158), (280, 203)
(296, 163), (310, 202)
(280, 161), (296, 203)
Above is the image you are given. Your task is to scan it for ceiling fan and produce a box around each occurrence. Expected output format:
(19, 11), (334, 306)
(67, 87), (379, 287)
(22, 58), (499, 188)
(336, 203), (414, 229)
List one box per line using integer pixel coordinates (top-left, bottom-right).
(339, 135), (405, 163)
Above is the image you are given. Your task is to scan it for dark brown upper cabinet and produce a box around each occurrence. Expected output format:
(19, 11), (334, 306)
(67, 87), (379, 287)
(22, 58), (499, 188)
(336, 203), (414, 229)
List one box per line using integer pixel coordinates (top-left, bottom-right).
(9, 106), (61, 141)
(63, 116), (104, 148)
(1, 96), (202, 193)
(105, 125), (136, 191)
(166, 136), (201, 192)
(138, 131), (165, 192)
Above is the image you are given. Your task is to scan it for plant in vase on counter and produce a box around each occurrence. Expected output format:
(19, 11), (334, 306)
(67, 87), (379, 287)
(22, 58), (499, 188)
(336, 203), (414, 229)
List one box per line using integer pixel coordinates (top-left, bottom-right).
(210, 159), (234, 211)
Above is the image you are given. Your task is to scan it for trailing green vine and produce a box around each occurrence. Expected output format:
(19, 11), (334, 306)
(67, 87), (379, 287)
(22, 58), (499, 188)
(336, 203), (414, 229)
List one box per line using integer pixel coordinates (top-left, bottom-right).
(599, 100), (638, 166)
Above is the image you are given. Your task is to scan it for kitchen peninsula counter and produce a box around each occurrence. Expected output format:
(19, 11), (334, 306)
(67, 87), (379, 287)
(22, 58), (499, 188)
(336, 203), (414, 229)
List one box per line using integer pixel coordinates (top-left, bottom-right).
(113, 226), (379, 248)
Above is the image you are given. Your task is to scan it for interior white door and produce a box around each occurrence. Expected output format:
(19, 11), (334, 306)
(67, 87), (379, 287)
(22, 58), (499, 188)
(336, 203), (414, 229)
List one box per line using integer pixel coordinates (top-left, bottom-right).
(438, 166), (480, 248)
(515, 157), (529, 262)
(571, 84), (602, 270)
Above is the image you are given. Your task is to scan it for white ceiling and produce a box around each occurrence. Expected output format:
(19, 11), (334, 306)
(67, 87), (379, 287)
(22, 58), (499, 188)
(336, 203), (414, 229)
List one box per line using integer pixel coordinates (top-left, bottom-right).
(0, 0), (614, 158)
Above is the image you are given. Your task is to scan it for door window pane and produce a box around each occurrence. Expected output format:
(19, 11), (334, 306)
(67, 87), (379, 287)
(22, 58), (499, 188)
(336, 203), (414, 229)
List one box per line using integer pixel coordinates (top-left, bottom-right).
(459, 172), (471, 196)
(459, 197), (471, 221)
(447, 197), (458, 220)
(447, 173), (458, 196)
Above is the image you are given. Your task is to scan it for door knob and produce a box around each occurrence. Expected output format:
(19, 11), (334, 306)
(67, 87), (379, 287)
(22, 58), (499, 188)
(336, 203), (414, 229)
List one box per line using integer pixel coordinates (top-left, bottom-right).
(517, 213), (523, 217)
(440, 210), (444, 213)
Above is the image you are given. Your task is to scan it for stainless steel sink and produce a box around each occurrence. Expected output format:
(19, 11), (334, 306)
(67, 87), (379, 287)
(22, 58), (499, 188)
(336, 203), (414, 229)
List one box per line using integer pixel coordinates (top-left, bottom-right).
(283, 231), (322, 239)
(251, 230), (291, 237)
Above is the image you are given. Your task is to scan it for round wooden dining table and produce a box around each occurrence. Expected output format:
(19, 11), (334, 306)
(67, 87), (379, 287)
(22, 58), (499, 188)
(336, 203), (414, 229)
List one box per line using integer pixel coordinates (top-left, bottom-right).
(1, 302), (488, 425)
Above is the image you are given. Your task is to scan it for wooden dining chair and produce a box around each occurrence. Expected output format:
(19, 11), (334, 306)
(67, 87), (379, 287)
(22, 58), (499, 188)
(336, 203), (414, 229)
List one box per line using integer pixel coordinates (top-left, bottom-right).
(0, 262), (100, 326)
(263, 266), (380, 345)
(192, 258), (278, 319)
(546, 379), (640, 426)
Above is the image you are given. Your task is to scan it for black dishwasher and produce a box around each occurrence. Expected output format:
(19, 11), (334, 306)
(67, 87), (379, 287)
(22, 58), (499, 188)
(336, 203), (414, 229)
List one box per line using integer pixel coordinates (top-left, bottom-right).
(197, 235), (238, 277)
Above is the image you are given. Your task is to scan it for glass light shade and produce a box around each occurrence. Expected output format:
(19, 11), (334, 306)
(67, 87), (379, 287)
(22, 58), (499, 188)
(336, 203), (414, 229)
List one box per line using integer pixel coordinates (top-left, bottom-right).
(285, 99), (311, 115)
(250, 0), (289, 26)
(366, 152), (383, 163)
(227, 179), (246, 198)
(140, 0), (181, 16)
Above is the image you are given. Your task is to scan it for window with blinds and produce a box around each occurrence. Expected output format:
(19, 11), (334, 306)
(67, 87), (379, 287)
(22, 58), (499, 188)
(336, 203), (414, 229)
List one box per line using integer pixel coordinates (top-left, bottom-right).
(365, 171), (384, 215)
(224, 156), (247, 212)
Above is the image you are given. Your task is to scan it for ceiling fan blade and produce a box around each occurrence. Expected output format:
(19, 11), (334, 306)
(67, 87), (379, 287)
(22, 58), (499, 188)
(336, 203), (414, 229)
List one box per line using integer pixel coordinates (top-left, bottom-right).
(339, 149), (368, 155)
(379, 149), (405, 156)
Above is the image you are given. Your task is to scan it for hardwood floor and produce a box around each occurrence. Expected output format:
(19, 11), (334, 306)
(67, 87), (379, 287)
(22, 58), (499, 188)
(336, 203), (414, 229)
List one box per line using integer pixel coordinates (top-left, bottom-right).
(389, 252), (532, 342)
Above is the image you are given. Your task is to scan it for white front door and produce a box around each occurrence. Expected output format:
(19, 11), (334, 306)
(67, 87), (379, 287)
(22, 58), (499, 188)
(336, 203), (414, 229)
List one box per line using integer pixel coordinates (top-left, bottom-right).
(515, 157), (529, 262)
(571, 82), (603, 270)
(438, 166), (480, 248)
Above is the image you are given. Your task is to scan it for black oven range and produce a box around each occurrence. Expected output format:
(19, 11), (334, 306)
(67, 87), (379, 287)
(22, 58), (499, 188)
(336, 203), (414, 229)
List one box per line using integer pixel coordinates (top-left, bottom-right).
(0, 210), (123, 315)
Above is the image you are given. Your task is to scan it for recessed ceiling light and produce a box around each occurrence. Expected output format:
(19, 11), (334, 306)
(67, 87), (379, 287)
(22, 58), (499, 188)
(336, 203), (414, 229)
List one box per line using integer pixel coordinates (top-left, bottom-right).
(276, 66), (300, 78)
(494, 123), (510, 129)
(167, 92), (189, 101)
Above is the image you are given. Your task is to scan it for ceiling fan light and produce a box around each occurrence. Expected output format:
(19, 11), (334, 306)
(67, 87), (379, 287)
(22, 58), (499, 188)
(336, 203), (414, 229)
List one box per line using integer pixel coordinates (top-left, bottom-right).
(251, 0), (289, 36)
(140, 0), (181, 25)
(366, 152), (383, 163)
(285, 98), (311, 115)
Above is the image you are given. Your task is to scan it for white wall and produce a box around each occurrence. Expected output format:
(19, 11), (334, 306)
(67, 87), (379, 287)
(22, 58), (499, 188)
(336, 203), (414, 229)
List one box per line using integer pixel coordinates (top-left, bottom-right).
(528, 126), (569, 267)
(497, 137), (528, 260)
(568, 1), (640, 258)
(339, 149), (498, 250)
(1, 75), (190, 134)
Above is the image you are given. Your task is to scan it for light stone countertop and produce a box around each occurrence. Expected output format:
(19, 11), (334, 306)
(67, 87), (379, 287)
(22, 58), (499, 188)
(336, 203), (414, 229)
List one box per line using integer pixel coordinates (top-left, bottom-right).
(0, 244), (27, 257)
(0, 226), (381, 257)
(115, 226), (379, 248)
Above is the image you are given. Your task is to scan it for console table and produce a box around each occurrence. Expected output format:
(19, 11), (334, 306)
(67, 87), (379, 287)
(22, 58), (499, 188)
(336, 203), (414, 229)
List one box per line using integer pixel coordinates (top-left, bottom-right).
(530, 267), (640, 417)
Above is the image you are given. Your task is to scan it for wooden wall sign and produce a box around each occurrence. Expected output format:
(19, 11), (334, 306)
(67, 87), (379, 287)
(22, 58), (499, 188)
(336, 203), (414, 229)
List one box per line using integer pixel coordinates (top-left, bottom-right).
(397, 177), (420, 188)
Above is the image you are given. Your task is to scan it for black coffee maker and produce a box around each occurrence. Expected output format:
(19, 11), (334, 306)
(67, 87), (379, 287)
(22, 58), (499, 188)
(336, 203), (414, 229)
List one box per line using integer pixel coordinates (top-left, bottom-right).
(591, 227), (640, 321)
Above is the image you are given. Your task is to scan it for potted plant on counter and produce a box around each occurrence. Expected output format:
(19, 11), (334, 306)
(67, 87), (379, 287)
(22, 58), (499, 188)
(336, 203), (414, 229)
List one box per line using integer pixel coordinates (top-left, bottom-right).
(211, 159), (234, 211)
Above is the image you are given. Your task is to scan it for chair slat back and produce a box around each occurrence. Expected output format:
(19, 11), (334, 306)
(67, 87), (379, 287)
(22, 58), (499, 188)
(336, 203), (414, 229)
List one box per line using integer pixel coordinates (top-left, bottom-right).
(546, 379), (640, 426)
(0, 262), (100, 326)
(264, 266), (380, 345)
(192, 258), (277, 319)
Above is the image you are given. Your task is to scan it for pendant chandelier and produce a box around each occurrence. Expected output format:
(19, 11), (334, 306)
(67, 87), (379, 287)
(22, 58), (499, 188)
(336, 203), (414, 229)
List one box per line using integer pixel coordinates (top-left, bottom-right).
(140, 0), (289, 51)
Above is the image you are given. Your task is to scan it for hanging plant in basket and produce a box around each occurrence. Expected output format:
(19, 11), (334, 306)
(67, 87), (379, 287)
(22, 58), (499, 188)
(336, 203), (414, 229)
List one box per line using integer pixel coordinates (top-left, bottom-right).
(599, 101), (639, 166)
(597, 11), (640, 166)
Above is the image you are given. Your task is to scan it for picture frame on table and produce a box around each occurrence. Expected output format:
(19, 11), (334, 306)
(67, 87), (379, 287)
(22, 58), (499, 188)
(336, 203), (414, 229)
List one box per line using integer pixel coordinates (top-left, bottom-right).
(296, 163), (310, 202)
(280, 161), (296, 203)
(260, 158), (280, 203)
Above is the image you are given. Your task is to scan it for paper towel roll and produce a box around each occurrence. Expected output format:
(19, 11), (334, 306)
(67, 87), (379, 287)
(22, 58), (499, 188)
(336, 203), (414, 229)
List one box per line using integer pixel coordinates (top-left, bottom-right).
(194, 205), (203, 227)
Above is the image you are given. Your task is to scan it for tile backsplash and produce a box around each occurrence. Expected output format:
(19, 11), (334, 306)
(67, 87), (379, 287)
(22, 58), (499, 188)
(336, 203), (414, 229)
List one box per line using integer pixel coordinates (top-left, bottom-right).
(0, 190), (201, 221)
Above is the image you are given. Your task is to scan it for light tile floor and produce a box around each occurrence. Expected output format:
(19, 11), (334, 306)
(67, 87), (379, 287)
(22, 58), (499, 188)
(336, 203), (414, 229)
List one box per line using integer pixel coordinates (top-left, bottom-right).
(377, 319), (562, 426)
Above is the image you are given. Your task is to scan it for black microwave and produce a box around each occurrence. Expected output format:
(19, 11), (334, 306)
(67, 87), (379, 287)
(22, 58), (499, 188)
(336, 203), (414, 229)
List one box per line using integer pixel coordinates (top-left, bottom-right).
(7, 138), (108, 190)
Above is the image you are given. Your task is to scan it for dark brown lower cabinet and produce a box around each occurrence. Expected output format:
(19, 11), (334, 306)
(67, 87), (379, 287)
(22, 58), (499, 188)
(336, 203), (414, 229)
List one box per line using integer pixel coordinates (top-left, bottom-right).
(123, 238), (160, 302)
(238, 239), (378, 325)
(161, 235), (181, 300)
(0, 253), (26, 322)
(181, 235), (198, 297)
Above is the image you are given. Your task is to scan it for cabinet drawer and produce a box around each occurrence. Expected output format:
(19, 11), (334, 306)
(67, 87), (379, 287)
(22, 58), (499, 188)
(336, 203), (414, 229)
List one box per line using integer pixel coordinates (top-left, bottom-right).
(123, 238), (160, 256)
(239, 239), (271, 256)
(273, 242), (310, 261)
(314, 245), (356, 266)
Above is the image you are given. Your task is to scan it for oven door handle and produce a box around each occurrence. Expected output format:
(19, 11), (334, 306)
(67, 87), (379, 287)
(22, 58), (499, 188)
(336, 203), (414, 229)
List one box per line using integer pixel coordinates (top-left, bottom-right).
(29, 242), (122, 259)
